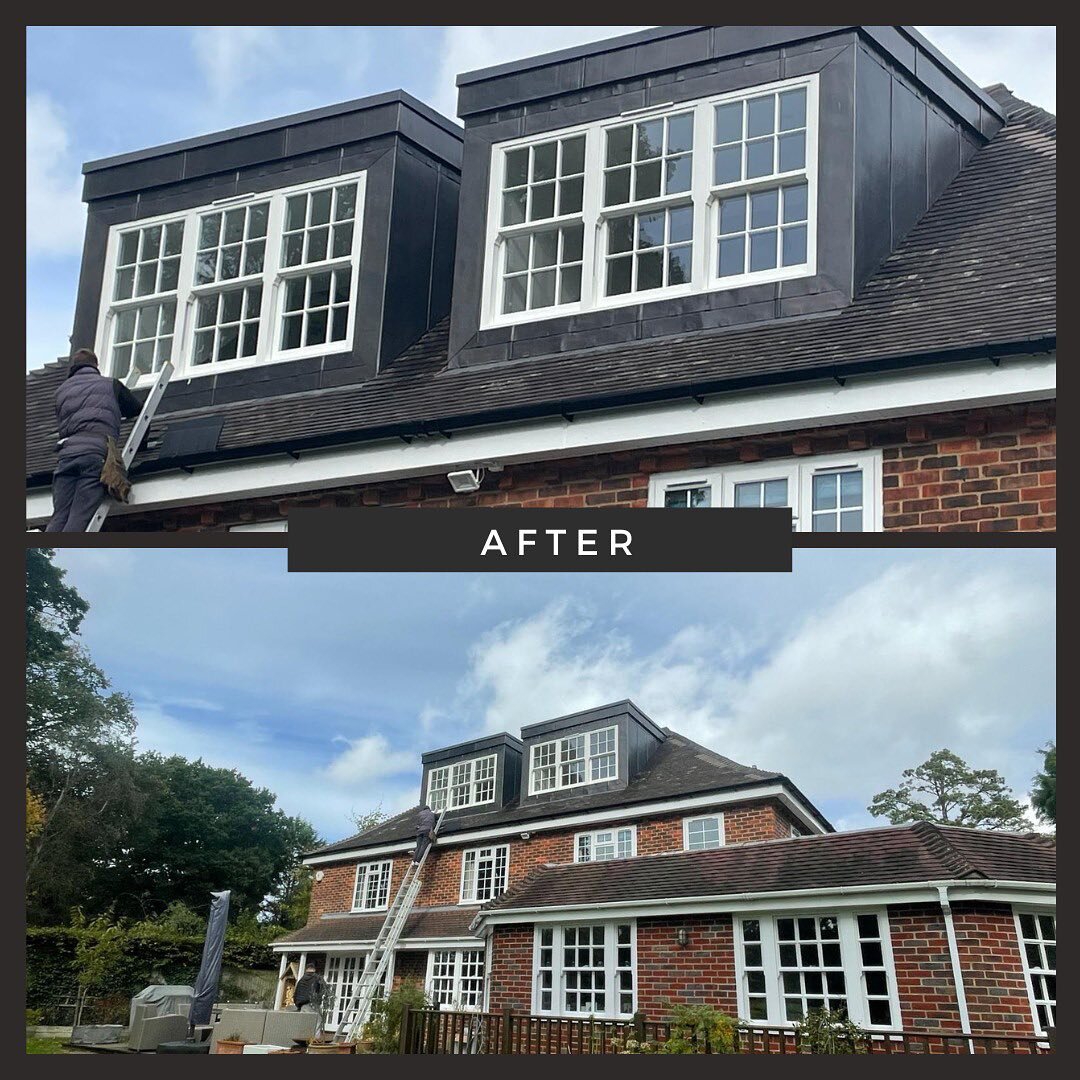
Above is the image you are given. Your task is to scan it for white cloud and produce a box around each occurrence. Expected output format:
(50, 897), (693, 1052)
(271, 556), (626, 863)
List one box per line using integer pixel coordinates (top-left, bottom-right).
(190, 26), (285, 103)
(433, 26), (649, 118)
(26, 94), (85, 257)
(323, 733), (415, 789)
(450, 563), (1054, 827)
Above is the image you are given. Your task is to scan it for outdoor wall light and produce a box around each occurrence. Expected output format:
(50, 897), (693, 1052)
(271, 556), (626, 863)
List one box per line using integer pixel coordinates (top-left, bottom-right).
(448, 468), (484, 494)
(676, 928), (689, 947)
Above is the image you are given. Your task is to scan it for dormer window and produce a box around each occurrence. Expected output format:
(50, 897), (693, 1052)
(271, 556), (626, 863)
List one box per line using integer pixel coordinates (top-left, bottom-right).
(427, 753), (497, 812)
(529, 726), (618, 794)
(480, 75), (817, 329)
(97, 173), (366, 384)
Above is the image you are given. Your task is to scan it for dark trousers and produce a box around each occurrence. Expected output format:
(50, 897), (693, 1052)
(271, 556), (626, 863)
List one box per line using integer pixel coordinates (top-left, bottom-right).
(47, 453), (106, 533)
(414, 833), (432, 863)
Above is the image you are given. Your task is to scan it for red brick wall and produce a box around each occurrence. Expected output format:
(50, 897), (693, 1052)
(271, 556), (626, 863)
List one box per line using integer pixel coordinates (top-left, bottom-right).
(888, 903), (962, 1033)
(308, 799), (795, 919)
(391, 950), (428, 992)
(636, 915), (737, 1016)
(110, 403), (1055, 533)
(487, 925), (534, 1013)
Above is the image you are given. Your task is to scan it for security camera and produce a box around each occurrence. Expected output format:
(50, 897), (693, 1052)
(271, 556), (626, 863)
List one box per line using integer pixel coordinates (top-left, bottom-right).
(448, 468), (483, 494)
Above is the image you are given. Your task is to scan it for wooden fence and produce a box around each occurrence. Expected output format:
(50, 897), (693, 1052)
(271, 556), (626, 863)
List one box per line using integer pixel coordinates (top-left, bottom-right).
(400, 1007), (1054, 1056)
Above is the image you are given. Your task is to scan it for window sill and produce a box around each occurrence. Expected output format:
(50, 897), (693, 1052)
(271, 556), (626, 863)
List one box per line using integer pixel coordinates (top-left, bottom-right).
(125, 342), (353, 387)
(350, 906), (389, 915)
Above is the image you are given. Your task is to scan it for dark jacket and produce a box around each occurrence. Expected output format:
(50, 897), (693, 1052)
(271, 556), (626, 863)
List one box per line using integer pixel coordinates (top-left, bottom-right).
(293, 972), (324, 1007)
(55, 365), (141, 460)
(416, 807), (437, 836)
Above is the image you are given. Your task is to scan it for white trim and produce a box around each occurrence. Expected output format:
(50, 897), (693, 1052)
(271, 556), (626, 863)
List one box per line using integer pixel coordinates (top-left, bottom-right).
(479, 75), (819, 331)
(459, 843), (510, 904)
(93, 171), (367, 388)
(272, 935), (483, 954)
(682, 812), (726, 851)
(425, 946), (488, 1011)
(228, 519), (288, 532)
(573, 824), (637, 863)
(26, 354), (1055, 524)
(649, 449), (883, 530)
(1014, 907), (1056, 1036)
(531, 919), (637, 1020)
(937, 887), (972, 1041)
(302, 783), (828, 866)
(350, 859), (393, 913)
(474, 879), (1056, 928)
(528, 724), (619, 795)
(427, 753), (498, 813)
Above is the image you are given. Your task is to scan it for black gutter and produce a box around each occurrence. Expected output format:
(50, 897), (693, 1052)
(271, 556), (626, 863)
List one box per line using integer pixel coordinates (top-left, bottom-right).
(26, 334), (1055, 489)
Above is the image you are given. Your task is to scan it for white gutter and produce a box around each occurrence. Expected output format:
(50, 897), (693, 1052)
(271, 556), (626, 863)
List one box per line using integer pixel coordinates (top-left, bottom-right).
(271, 936), (482, 953)
(302, 784), (827, 866)
(26, 353), (1055, 522)
(938, 886), (974, 1050)
(470, 879), (1055, 930)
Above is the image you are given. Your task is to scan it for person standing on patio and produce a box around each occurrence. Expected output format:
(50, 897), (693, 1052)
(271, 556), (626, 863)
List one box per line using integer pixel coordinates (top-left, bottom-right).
(293, 963), (325, 1034)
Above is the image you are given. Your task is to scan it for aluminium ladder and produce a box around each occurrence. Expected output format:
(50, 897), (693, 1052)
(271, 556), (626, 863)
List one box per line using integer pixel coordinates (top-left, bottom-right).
(334, 809), (447, 1043)
(85, 361), (173, 533)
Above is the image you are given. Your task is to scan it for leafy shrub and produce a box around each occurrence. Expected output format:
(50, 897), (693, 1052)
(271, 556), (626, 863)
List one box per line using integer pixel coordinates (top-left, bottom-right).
(362, 982), (430, 1053)
(658, 1002), (736, 1053)
(794, 1008), (869, 1054)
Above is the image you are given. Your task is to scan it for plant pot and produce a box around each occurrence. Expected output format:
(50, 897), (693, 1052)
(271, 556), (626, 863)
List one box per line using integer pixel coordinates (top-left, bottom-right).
(214, 1039), (248, 1055)
(306, 1042), (355, 1054)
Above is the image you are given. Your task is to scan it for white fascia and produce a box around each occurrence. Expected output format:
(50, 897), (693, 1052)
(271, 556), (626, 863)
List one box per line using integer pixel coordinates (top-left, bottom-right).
(271, 936), (483, 953)
(302, 783), (826, 867)
(472, 879), (1056, 929)
(25, 352), (1055, 524)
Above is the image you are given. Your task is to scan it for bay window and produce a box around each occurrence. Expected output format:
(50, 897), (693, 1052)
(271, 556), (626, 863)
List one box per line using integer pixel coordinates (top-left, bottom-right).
(648, 451), (882, 532)
(529, 725), (619, 794)
(427, 949), (487, 1010)
(534, 921), (635, 1018)
(481, 74), (817, 328)
(96, 172), (365, 384)
(736, 911), (899, 1029)
(460, 844), (509, 903)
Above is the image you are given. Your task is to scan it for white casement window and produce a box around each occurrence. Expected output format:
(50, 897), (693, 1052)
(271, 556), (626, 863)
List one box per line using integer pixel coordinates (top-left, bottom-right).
(529, 726), (619, 794)
(480, 75), (817, 329)
(351, 860), (393, 912)
(1016, 911), (1056, 1035)
(736, 911), (900, 1029)
(426, 754), (498, 813)
(533, 922), (635, 1019)
(96, 172), (366, 385)
(647, 451), (883, 532)
(460, 844), (509, 903)
(324, 953), (390, 1031)
(426, 949), (487, 1011)
(575, 825), (636, 863)
(683, 814), (725, 851)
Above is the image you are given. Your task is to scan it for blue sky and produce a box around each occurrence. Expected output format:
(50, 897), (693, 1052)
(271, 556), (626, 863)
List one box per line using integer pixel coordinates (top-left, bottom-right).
(26, 26), (1056, 368)
(52, 549), (1055, 843)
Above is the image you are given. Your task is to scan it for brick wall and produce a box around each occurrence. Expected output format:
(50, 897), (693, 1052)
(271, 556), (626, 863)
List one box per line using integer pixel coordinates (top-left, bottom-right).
(635, 914), (737, 1016)
(391, 949), (428, 992)
(307, 799), (795, 918)
(110, 402), (1054, 532)
(487, 925), (534, 1013)
(888, 903), (962, 1033)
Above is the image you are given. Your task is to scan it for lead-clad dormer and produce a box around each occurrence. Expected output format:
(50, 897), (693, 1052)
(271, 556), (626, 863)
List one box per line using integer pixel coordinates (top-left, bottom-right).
(447, 26), (1005, 368)
(520, 701), (666, 803)
(420, 732), (523, 816)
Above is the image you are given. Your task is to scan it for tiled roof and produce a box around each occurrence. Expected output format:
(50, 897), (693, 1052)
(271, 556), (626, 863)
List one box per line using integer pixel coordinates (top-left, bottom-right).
(274, 905), (481, 947)
(475, 822), (1056, 917)
(306, 729), (822, 860)
(25, 88), (1055, 485)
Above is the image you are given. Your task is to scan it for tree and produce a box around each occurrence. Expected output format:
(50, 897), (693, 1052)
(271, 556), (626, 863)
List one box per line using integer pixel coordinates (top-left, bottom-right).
(263, 815), (322, 929)
(868, 749), (1030, 831)
(26, 785), (46, 846)
(349, 803), (390, 837)
(26, 549), (88, 669)
(1031, 742), (1056, 825)
(99, 754), (319, 921)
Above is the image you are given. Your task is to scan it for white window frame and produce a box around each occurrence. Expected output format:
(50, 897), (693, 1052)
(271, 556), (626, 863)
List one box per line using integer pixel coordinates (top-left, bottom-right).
(425, 948), (488, 1011)
(323, 951), (393, 1032)
(733, 909), (901, 1030)
(1015, 908), (1056, 1036)
(459, 844), (510, 904)
(94, 171), (367, 386)
(528, 725), (619, 795)
(574, 825), (637, 863)
(532, 920), (636, 1019)
(351, 859), (393, 913)
(228, 520), (288, 533)
(479, 74), (818, 330)
(683, 813), (725, 851)
(647, 450), (884, 532)
(426, 754), (498, 813)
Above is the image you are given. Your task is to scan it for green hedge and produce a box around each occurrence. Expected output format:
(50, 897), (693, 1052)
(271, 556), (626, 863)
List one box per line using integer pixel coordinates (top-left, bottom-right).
(26, 925), (278, 1005)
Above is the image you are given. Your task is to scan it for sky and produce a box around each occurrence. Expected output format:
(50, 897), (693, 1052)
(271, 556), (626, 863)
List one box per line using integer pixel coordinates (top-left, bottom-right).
(51, 548), (1055, 844)
(26, 26), (1056, 369)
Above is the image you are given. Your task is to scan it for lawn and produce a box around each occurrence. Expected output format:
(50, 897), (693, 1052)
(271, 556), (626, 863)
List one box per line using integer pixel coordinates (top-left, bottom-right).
(27, 1034), (79, 1054)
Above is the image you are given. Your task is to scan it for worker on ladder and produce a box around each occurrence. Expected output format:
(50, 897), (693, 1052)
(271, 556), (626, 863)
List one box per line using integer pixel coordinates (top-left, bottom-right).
(413, 804), (437, 863)
(46, 348), (142, 533)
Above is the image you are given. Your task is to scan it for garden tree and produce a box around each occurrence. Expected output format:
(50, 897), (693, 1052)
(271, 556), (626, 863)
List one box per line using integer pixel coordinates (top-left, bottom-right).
(26, 785), (46, 846)
(1031, 742), (1056, 825)
(101, 754), (320, 921)
(349, 803), (389, 836)
(868, 749), (1030, 830)
(25, 551), (143, 924)
(263, 815), (323, 930)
